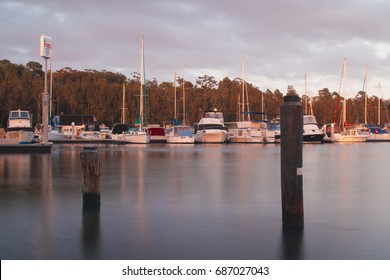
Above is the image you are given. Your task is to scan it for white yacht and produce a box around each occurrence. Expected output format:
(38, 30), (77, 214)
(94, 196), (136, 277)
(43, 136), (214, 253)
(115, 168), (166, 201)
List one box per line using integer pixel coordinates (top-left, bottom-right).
(336, 126), (368, 142)
(122, 130), (150, 144)
(303, 115), (324, 143)
(166, 125), (194, 144)
(322, 123), (367, 143)
(194, 109), (228, 143)
(228, 121), (275, 143)
(5, 110), (35, 144)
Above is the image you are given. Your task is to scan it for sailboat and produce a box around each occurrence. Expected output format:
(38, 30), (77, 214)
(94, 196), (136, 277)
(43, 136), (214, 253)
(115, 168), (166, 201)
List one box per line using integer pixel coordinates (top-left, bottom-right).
(366, 83), (390, 141)
(228, 56), (275, 143)
(122, 37), (150, 144)
(166, 72), (195, 144)
(334, 58), (368, 142)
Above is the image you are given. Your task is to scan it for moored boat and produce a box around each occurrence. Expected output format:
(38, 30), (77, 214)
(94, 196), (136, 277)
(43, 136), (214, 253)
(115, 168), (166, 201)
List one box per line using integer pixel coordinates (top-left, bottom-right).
(303, 115), (324, 143)
(194, 109), (228, 143)
(145, 124), (166, 143)
(366, 126), (390, 142)
(228, 120), (275, 143)
(122, 129), (150, 144)
(165, 71), (194, 144)
(336, 126), (368, 142)
(5, 110), (35, 144)
(109, 123), (131, 140)
(166, 125), (194, 144)
(79, 123), (102, 140)
(227, 57), (274, 143)
(321, 123), (342, 142)
(122, 37), (150, 144)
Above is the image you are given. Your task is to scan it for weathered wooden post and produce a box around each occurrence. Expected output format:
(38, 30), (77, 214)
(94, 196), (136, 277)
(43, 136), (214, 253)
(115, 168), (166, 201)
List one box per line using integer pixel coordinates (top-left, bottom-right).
(80, 146), (101, 207)
(280, 95), (304, 227)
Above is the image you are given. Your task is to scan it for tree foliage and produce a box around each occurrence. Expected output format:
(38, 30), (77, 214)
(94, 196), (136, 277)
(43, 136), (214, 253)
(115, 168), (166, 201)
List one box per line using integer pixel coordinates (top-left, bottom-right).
(1, 59), (389, 128)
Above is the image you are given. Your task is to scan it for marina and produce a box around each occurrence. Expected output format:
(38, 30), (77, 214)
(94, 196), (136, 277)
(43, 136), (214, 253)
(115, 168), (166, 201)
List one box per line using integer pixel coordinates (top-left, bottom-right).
(1, 142), (390, 260)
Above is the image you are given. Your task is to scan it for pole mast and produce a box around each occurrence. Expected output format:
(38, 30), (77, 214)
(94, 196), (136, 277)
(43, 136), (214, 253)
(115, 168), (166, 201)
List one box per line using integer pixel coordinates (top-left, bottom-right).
(174, 72), (177, 121)
(342, 58), (347, 131)
(363, 64), (368, 124)
(139, 37), (144, 129)
(183, 67), (186, 125)
(121, 83), (126, 123)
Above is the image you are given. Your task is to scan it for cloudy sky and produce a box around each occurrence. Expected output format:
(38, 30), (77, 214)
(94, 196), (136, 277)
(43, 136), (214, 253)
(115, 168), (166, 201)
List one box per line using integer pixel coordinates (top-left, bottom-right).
(1, 0), (390, 98)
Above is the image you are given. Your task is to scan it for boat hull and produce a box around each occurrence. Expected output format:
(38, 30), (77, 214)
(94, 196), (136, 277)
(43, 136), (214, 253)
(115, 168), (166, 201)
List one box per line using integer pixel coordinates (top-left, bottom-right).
(5, 130), (35, 144)
(228, 129), (275, 143)
(195, 131), (228, 143)
(166, 136), (195, 144)
(303, 133), (324, 143)
(80, 131), (102, 140)
(122, 132), (150, 144)
(335, 135), (368, 142)
(366, 133), (390, 142)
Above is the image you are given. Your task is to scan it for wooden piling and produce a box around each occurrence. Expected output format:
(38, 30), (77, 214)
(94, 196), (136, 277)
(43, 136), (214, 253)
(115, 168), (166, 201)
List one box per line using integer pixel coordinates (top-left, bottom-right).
(80, 146), (101, 206)
(280, 95), (304, 227)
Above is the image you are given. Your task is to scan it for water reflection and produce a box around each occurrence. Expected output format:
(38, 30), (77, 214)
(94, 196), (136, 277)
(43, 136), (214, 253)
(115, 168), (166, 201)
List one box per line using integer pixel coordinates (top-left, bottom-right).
(280, 226), (304, 260)
(82, 206), (100, 259)
(1, 143), (390, 259)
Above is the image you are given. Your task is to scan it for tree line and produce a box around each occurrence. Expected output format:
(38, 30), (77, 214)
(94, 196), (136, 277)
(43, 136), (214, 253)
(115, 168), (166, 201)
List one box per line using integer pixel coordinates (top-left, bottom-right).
(1, 59), (389, 128)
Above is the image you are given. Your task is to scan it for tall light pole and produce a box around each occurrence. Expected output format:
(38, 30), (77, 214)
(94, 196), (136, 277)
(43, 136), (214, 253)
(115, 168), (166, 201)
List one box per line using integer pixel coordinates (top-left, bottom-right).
(40, 35), (53, 145)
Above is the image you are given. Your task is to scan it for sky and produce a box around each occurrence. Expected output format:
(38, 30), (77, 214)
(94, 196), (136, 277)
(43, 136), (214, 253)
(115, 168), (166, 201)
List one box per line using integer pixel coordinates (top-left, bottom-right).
(1, 0), (390, 98)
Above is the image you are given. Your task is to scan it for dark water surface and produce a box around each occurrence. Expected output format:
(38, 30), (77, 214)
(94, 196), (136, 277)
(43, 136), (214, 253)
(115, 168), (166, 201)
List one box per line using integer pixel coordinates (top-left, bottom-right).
(1, 143), (390, 260)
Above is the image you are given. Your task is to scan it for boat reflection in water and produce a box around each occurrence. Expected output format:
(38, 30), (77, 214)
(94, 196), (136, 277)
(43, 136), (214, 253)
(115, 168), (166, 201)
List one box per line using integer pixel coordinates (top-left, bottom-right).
(1, 143), (390, 259)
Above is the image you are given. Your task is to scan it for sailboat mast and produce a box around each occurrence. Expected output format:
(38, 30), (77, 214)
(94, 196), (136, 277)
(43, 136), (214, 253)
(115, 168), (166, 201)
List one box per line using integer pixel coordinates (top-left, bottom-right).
(241, 56), (245, 122)
(140, 37), (145, 129)
(342, 58), (347, 131)
(378, 91), (381, 127)
(174, 73), (177, 121)
(121, 83), (126, 123)
(304, 73), (307, 115)
(241, 55), (250, 121)
(261, 91), (264, 121)
(378, 83), (381, 127)
(183, 67), (186, 125)
(363, 64), (368, 124)
(49, 53), (53, 119)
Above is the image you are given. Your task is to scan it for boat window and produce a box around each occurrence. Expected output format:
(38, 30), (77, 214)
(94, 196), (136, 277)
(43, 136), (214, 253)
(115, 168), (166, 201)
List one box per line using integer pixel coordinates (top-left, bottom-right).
(10, 112), (19, 118)
(178, 126), (192, 131)
(205, 112), (224, 121)
(303, 115), (317, 124)
(197, 124), (228, 131)
(178, 130), (193, 137)
(20, 111), (29, 118)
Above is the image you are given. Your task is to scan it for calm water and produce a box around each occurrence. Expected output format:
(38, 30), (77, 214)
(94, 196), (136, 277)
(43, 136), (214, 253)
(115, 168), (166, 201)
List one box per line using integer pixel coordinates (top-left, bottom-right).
(1, 142), (390, 260)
